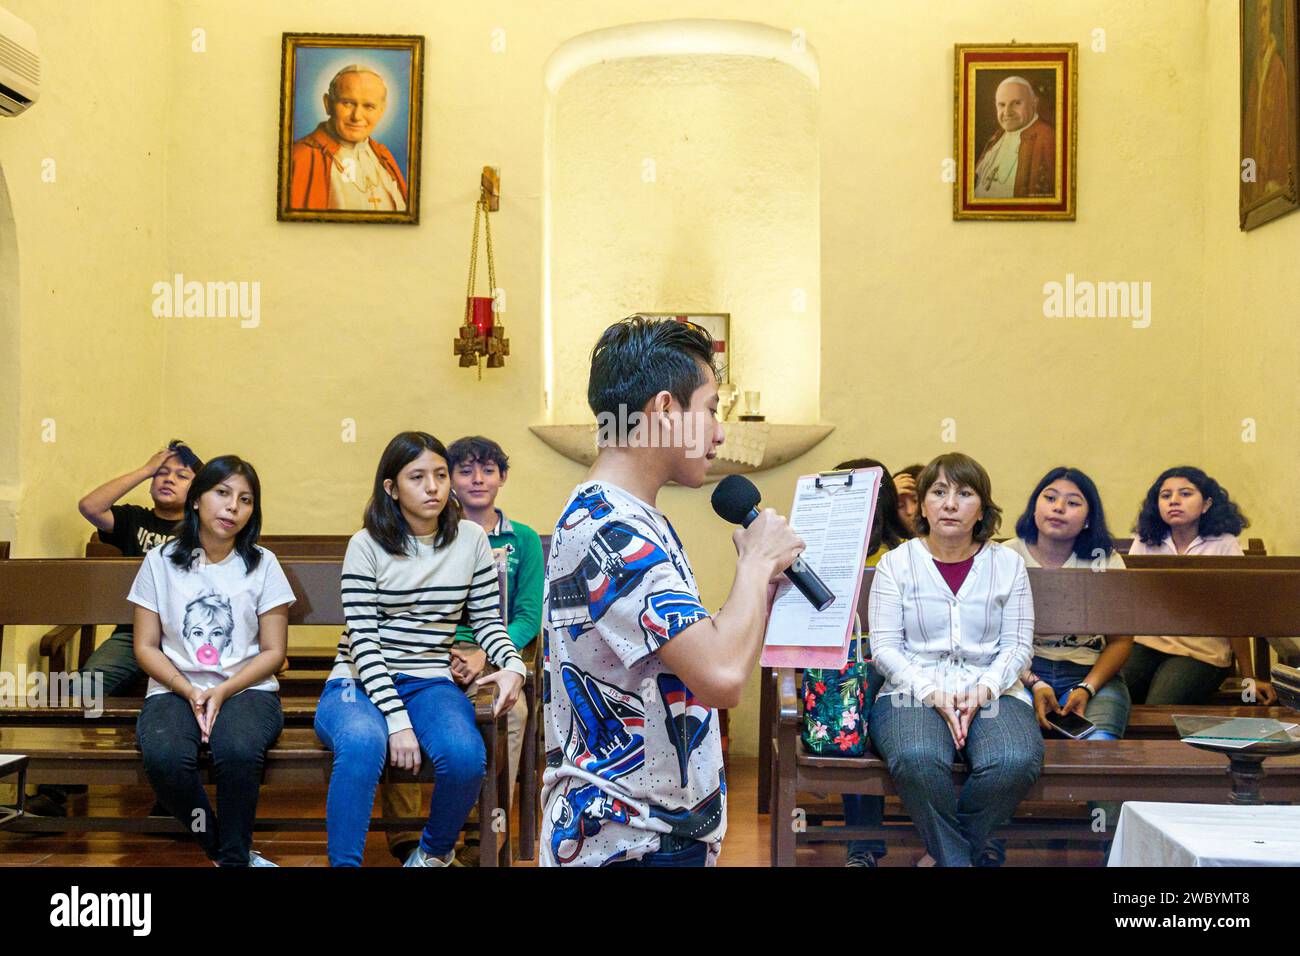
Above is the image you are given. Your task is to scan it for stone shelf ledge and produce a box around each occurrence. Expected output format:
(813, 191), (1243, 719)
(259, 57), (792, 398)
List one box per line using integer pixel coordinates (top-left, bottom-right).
(529, 422), (834, 483)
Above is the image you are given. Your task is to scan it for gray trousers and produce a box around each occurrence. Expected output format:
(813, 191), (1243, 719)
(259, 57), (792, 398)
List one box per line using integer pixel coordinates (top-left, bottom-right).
(869, 693), (1043, 866)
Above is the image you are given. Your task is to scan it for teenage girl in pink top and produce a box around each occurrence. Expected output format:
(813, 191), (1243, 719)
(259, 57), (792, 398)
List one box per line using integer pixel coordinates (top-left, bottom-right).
(1120, 466), (1275, 705)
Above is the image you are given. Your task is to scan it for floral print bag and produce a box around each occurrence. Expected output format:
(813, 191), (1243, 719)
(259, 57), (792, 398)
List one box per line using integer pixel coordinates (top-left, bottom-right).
(800, 615), (868, 756)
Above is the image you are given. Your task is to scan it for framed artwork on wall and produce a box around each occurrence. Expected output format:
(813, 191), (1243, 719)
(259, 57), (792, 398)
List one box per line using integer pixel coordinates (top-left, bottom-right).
(1240, 0), (1300, 230)
(954, 43), (1077, 221)
(640, 313), (730, 382)
(277, 33), (424, 224)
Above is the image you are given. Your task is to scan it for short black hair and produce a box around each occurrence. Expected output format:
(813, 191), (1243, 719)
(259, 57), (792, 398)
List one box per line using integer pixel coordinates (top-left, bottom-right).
(166, 439), (203, 473)
(447, 436), (509, 474)
(1135, 466), (1249, 545)
(587, 315), (718, 418)
(1015, 466), (1116, 559)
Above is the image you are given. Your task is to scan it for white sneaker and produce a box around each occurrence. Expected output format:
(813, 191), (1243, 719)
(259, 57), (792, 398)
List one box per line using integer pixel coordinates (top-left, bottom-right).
(249, 850), (279, 867)
(403, 846), (455, 868)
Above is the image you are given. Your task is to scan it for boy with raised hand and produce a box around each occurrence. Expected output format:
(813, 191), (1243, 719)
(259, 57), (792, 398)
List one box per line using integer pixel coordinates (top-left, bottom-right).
(22, 441), (202, 818)
(76, 440), (204, 695)
(541, 316), (802, 866)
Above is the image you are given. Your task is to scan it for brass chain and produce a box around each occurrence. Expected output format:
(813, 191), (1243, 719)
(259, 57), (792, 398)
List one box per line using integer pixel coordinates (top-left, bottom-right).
(464, 186), (496, 323)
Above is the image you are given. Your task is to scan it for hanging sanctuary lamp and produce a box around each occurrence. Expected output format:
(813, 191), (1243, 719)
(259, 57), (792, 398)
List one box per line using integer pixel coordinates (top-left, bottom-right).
(453, 166), (509, 378)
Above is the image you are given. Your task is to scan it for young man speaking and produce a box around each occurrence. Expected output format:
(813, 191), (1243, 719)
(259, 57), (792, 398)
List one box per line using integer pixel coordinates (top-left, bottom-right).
(541, 316), (803, 867)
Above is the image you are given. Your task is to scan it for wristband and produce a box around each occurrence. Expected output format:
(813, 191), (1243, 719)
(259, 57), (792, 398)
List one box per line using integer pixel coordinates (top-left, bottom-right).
(1074, 681), (1096, 699)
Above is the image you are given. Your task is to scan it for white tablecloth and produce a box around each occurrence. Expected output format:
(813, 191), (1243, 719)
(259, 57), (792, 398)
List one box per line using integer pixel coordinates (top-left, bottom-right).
(1109, 801), (1300, 866)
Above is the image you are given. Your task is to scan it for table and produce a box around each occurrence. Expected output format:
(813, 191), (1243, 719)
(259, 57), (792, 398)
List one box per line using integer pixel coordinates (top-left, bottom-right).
(1109, 801), (1300, 866)
(0, 753), (28, 829)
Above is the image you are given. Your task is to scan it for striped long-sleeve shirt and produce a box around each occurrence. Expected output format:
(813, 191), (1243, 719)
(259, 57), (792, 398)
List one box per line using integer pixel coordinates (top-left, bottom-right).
(328, 522), (527, 733)
(868, 538), (1034, 705)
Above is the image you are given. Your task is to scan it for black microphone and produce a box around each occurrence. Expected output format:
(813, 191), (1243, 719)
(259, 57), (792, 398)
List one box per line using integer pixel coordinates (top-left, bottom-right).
(711, 475), (835, 612)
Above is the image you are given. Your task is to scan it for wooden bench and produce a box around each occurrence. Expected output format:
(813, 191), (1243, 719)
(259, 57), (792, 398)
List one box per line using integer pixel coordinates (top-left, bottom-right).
(758, 549), (1283, 812)
(66, 529), (548, 861)
(0, 557), (514, 865)
(770, 566), (1300, 866)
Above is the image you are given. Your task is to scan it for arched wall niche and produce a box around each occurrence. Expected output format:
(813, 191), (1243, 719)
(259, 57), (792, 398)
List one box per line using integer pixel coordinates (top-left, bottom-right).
(541, 20), (823, 436)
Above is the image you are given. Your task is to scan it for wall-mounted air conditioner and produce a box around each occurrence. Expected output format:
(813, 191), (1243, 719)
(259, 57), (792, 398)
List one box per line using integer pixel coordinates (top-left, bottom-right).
(0, 6), (39, 117)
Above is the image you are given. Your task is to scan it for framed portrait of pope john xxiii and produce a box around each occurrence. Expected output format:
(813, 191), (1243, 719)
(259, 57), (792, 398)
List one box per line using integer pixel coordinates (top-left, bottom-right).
(954, 43), (1077, 221)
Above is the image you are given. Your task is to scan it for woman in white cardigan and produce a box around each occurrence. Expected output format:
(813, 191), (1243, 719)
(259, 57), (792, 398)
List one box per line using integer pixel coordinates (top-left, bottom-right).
(867, 453), (1043, 866)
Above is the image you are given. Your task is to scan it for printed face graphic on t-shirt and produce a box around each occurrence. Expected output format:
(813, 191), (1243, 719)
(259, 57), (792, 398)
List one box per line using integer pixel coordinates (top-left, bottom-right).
(183, 591), (235, 667)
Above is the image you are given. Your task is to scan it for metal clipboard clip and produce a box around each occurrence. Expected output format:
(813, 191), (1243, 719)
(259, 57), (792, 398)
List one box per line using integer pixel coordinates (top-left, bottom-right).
(814, 469), (855, 490)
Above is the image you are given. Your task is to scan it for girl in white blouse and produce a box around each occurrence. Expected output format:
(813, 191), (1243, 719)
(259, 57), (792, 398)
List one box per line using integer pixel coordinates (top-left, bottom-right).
(867, 453), (1042, 867)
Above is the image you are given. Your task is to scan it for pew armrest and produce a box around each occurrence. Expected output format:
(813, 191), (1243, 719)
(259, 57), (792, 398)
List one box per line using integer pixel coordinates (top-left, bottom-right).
(39, 624), (80, 660)
(777, 668), (800, 727)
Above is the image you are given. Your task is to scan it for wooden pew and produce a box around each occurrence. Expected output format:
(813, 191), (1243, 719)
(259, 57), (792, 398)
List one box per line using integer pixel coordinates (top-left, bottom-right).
(758, 547), (1281, 812)
(0, 558), (514, 865)
(1112, 536), (1266, 556)
(770, 567), (1300, 866)
(71, 529), (548, 861)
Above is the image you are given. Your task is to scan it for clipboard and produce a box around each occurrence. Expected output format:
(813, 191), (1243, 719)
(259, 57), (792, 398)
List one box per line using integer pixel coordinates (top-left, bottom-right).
(759, 467), (881, 669)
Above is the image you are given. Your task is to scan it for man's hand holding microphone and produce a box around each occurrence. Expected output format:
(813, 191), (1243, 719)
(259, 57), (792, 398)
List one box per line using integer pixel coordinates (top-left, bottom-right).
(656, 476), (811, 710)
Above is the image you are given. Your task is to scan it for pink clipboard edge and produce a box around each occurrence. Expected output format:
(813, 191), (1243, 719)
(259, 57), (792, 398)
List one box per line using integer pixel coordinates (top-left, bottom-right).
(759, 467), (882, 670)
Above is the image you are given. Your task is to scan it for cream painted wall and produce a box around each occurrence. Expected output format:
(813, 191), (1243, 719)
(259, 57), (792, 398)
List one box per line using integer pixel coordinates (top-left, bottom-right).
(549, 52), (820, 424)
(0, 0), (169, 675)
(2, 0), (1290, 751)
(1202, 0), (1300, 557)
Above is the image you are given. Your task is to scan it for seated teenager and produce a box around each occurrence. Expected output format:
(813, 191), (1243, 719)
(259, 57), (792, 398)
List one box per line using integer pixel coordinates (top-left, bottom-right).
(1121, 466), (1274, 705)
(129, 455), (293, 867)
(892, 463), (923, 536)
(77, 440), (204, 697)
(1005, 467), (1133, 740)
(314, 431), (525, 868)
(829, 457), (912, 867)
(22, 441), (204, 820)
(867, 452), (1042, 867)
(379, 434), (545, 865)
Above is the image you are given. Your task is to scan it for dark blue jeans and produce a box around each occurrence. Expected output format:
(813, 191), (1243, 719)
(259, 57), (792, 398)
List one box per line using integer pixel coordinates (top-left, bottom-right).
(844, 659), (887, 858)
(315, 675), (485, 867)
(606, 836), (708, 867)
(869, 692), (1043, 867)
(137, 689), (283, 867)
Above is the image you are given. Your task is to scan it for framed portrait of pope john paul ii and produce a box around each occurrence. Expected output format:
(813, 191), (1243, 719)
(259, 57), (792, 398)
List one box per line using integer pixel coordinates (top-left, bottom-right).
(277, 33), (425, 224)
(1240, 0), (1300, 231)
(954, 44), (1077, 221)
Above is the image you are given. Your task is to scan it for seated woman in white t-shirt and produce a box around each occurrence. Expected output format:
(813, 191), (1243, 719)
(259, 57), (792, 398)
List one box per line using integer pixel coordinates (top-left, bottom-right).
(130, 456), (295, 867)
(1005, 467), (1133, 740)
(1120, 466), (1274, 705)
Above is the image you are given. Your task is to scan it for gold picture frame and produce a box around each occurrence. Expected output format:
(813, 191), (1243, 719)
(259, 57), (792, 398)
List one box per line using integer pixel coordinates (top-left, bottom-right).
(954, 43), (1077, 221)
(277, 33), (424, 224)
(1240, 0), (1300, 231)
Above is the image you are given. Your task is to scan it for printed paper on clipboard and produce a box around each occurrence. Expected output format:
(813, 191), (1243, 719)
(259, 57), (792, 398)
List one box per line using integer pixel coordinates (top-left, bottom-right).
(760, 467), (880, 669)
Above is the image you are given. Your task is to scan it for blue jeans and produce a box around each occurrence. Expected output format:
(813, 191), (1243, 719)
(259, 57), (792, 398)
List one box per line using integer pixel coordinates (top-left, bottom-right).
(314, 675), (485, 867)
(1030, 656), (1130, 739)
(869, 693), (1043, 867)
(844, 657), (887, 858)
(137, 689), (283, 867)
(606, 836), (708, 867)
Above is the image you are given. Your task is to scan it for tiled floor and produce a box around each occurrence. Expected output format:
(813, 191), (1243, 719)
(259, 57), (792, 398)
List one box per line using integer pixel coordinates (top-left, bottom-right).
(0, 756), (1102, 866)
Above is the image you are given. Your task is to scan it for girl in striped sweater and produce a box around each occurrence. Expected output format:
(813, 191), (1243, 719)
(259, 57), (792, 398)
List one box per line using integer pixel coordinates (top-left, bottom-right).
(314, 432), (525, 867)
